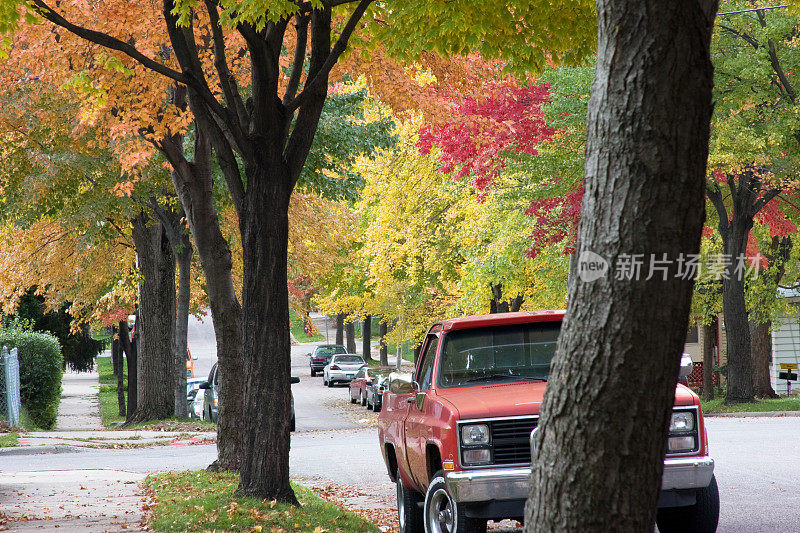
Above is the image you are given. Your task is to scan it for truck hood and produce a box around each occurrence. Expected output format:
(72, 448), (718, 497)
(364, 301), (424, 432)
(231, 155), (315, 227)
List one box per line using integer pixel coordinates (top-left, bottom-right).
(436, 382), (698, 420)
(435, 381), (547, 420)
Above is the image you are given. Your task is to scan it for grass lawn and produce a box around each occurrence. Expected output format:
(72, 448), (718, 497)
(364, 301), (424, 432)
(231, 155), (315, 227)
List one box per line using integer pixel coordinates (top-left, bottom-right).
(98, 356), (127, 427)
(145, 471), (380, 532)
(98, 357), (215, 430)
(701, 395), (800, 414)
(290, 309), (325, 343)
(0, 432), (18, 447)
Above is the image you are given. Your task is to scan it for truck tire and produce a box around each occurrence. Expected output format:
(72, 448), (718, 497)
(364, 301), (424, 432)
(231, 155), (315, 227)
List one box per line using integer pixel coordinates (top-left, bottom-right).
(360, 390), (367, 406)
(424, 471), (486, 533)
(397, 469), (424, 533)
(350, 391), (357, 404)
(311, 369), (316, 377)
(656, 475), (719, 533)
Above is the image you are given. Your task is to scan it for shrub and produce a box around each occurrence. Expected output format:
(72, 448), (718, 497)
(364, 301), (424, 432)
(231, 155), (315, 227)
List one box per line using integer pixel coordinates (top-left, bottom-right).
(0, 327), (63, 429)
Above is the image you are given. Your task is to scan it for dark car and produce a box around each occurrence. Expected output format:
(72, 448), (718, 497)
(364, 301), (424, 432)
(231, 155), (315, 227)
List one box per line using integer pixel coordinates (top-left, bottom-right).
(308, 344), (347, 376)
(366, 372), (393, 412)
(200, 363), (300, 430)
(349, 366), (394, 407)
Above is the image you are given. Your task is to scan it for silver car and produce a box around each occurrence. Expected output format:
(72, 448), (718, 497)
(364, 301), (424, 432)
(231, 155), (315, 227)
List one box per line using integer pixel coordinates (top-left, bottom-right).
(323, 354), (366, 387)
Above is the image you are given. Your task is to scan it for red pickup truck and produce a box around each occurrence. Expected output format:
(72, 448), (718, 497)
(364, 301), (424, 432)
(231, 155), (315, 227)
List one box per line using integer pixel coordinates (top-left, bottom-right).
(377, 311), (718, 533)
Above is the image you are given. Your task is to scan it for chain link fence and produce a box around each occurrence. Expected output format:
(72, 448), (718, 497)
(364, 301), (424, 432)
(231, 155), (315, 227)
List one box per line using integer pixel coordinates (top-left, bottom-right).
(0, 346), (21, 427)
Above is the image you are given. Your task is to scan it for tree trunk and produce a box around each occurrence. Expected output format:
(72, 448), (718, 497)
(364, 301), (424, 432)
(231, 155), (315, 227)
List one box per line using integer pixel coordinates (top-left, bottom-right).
(129, 213), (176, 423)
(119, 319), (137, 419)
(490, 283), (523, 313)
(751, 320), (778, 398)
(236, 166), (297, 503)
(362, 315), (372, 361)
(702, 321), (715, 401)
(335, 313), (345, 345)
(346, 320), (356, 354)
(526, 1), (717, 530)
(151, 200), (194, 419)
(111, 329), (121, 377)
(720, 216), (755, 403)
(113, 326), (126, 417)
(379, 320), (388, 366)
(166, 129), (244, 471)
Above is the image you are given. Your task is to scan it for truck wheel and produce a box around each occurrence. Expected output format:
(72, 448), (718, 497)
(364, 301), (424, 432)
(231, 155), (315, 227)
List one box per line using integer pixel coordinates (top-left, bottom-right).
(350, 391), (357, 404)
(310, 369), (316, 377)
(360, 390), (367, 406)
(327, 379), (334, 387)
(656, 475), (719, 533)
(397, 469), (424, 533)
(424, 471), (486, 533)
(290, 415), (296, 432)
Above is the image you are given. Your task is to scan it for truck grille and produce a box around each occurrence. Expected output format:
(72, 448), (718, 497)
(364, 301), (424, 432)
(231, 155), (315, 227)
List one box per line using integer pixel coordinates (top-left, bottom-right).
(491, 417), (538, 465)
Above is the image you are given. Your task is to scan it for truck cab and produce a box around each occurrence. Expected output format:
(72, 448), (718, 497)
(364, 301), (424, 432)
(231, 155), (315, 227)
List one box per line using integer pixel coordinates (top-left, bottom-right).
(377, 311), (718, 533)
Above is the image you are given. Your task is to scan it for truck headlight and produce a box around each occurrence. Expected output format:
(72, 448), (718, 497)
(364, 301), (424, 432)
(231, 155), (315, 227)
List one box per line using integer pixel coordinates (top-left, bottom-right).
(667, 409), (699, 454)
(461, 424), (490, 446)
(670, 411), (695, 432)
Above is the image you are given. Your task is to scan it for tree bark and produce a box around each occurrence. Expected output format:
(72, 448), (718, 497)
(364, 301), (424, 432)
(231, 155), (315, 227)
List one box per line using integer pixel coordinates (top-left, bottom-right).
(119, 319), (137, 419)
(702, 321), (715, 401)
(236, 165), (297, 503)
(379, 320), (388, 366)
(150, 199), (194, 419)
(165, 129), (244, 472)
(113, 326), (126, 417)
(720, 211), (754, 403)
(362, 315), (372, 361)
(526, 1), (717, 530)
(129, 213), (176, 423)
(490, 283), (523, 313)
(750, 320), (778, 398)
(335, 313), (345, 345)
(346, 320), (356, 353)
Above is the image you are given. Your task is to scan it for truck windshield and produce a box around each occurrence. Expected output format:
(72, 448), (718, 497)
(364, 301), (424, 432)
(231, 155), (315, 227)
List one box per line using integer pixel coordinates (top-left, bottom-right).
(437, 321), (561, 388)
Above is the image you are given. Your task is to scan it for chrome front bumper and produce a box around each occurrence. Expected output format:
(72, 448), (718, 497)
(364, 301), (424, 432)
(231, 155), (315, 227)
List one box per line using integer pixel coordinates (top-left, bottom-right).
(445, 456), (714, 503)
(661, 456), (715, 490)
(445, 468), (530, 503)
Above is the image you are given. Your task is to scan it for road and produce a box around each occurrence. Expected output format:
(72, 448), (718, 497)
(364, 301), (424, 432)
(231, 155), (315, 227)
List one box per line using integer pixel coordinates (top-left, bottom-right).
(5, 315), (800, 532)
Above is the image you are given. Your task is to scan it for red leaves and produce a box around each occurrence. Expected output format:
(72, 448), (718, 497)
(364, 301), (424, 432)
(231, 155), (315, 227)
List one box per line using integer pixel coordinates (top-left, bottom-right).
(418, 81), (556, 192)
(525, 181), (584, 258)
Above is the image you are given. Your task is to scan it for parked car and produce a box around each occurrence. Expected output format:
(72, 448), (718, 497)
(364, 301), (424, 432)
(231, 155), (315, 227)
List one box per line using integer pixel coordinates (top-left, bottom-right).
(366, 373), (392, 412)
(323, 354), (366, 387)
(309, 344), (348, 376)
(188, 388), (205, 420)
(200, 363), (300, 430)
(349, 366), (394, 406)
(378, 311), (718, 533)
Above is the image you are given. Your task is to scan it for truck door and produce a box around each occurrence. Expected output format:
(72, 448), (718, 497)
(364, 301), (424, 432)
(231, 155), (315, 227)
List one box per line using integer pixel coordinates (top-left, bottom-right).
(404, 333), (439, 490)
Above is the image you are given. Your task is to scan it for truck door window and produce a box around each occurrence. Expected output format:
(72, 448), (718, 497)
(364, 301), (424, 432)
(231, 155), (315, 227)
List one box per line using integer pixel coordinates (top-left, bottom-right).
(416, 335), (439, 391)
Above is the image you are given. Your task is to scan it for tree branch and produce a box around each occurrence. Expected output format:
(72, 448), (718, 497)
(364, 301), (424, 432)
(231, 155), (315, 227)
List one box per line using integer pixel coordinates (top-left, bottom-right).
(205, 0), (249, 130)
(706, 181), (729, 236)
(283, 13), (310, 106)
(287, 0), (372, 113)
(718, 24), (760, 49)
(30, 0), (187, 85)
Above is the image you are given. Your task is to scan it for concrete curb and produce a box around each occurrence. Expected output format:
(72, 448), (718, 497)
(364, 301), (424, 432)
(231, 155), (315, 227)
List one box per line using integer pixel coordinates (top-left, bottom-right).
(704, 410), (800, 418)
(0, 444), (81, 456)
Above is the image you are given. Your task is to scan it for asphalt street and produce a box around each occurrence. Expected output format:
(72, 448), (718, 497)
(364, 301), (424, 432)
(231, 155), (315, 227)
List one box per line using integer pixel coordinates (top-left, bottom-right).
(3, 316), (800, 531)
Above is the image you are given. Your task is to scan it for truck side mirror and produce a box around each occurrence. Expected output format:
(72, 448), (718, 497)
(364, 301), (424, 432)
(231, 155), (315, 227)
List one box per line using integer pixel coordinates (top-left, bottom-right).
(198, 381), (210, 390)
(678, 353), (693, 379)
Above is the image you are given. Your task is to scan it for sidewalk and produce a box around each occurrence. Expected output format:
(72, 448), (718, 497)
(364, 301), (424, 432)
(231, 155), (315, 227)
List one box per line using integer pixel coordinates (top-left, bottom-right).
(0, 370), (148, 532)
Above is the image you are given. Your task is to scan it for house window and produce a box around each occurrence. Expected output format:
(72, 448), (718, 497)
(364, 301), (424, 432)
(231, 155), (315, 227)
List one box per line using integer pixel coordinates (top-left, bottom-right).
(685, 324), (699, 344)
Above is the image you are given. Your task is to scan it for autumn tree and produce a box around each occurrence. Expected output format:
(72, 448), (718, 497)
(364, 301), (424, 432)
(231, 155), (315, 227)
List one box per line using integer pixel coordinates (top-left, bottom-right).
(706, 1), (800, 403)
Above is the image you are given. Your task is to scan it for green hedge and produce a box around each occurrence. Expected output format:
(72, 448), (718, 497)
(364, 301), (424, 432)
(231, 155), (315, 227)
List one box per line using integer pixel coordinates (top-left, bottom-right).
(0, 328), (63, 429)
